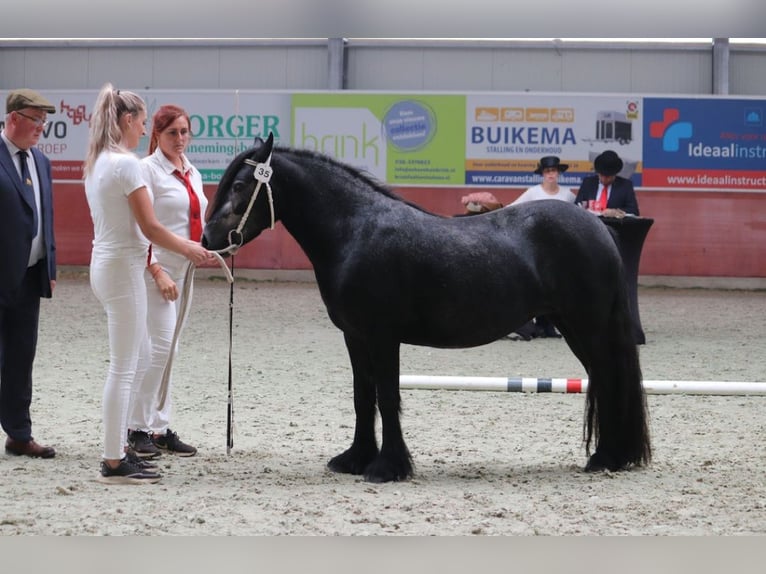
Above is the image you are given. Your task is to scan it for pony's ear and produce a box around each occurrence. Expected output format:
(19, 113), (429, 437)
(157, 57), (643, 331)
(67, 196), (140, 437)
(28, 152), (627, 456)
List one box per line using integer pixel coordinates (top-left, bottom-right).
(252, 132), (275, 155)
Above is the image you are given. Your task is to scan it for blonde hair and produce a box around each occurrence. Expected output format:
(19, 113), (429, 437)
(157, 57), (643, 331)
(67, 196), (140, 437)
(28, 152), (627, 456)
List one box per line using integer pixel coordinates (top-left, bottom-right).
(83, 82), (145, 176)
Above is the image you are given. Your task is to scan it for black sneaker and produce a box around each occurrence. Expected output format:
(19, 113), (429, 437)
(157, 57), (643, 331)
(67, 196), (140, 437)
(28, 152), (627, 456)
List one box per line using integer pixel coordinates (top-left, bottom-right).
(128, 430), (162, 459)
(97, 458), (162, 485)
(508, 320), (538, 341)
(125, 449), (159, 471)
(153, 429), (197, 457)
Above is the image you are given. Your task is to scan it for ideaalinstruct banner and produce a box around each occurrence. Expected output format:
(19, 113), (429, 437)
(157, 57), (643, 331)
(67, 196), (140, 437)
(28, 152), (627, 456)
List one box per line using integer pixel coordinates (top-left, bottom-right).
(642, 96), (766, 191)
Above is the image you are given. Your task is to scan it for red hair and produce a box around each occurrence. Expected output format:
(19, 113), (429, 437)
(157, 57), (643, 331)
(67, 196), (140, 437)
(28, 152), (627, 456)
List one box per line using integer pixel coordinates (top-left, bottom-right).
(148, 104), (191, 154)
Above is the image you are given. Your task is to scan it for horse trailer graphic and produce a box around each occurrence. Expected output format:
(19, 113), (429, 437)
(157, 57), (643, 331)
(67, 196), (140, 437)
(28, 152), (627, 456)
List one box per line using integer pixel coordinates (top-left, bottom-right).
(594, 111), (632, 144)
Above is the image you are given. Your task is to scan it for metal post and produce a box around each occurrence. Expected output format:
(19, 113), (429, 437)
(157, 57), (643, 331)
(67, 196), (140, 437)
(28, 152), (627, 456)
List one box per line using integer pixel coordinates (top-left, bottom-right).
(327, 37), (347, 90)
(712, 38), (730, 95)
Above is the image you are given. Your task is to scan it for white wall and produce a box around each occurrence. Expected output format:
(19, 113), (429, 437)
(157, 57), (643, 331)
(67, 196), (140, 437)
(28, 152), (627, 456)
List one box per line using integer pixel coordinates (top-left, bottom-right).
(1, 39), (764, 95)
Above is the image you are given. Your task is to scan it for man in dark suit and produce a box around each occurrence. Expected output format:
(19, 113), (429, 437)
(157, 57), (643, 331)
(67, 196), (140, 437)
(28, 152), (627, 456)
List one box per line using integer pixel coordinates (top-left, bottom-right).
(0, 88), (57, 458)
(575, 149), (640, 216)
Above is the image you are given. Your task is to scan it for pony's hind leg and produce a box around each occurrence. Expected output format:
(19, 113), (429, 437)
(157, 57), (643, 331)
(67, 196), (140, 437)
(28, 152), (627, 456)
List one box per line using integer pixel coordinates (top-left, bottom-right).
(557, 294), (650, 472)
(327, 334), (380, 475)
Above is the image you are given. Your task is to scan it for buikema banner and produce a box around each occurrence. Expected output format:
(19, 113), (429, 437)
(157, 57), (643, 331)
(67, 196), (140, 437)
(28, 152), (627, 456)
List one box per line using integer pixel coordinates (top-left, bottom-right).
(1, 89), (763, 191)
(465, 93), (643, 188)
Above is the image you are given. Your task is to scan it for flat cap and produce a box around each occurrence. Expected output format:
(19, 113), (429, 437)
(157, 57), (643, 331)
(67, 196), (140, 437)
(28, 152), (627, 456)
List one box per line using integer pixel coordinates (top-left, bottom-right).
(6, 88), (56, 114)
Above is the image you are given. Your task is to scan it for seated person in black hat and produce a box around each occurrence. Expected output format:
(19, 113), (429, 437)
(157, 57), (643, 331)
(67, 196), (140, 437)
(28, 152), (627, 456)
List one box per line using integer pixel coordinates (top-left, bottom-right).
(575, 150), (639, 217)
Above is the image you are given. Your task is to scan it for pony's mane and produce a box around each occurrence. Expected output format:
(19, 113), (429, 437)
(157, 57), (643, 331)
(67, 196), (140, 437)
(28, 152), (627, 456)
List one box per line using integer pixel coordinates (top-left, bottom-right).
(215, 142), (432, 214)
(276, 145), (408, 203)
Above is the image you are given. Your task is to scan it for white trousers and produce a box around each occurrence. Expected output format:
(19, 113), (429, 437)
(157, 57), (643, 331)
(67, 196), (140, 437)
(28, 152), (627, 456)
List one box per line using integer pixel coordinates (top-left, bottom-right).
(90, 254), (147, 460)
(128, 258), (193, 435)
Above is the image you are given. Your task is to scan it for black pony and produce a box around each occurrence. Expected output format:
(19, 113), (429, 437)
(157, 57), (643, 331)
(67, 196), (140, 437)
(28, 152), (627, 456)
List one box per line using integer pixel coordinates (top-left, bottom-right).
(203, 134), (651, 482)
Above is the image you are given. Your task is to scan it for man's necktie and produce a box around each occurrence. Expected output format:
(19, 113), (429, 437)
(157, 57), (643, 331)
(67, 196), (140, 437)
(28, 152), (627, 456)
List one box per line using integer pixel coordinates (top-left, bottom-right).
(18, 150), (39, 231)
(173, 169), (202, 242)
(599, 184), (609, 211)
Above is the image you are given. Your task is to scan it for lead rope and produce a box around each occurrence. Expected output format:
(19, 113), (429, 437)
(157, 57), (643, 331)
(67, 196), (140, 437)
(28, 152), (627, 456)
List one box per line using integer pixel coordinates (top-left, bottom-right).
(155, 252), (236, 454)
(217, 156), (273, 454)
(156, 156), (273, 454)
(156, 253), (232, 414)
(226, 255), (235, 454)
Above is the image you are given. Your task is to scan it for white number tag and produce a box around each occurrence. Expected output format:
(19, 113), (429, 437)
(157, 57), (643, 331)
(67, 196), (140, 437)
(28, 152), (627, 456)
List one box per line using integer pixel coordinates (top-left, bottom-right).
(253, 163), (273, 183)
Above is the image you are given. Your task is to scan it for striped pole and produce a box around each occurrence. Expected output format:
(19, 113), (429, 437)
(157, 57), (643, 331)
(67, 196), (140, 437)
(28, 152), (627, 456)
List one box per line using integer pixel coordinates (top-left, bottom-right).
(399, 375), (766, 396)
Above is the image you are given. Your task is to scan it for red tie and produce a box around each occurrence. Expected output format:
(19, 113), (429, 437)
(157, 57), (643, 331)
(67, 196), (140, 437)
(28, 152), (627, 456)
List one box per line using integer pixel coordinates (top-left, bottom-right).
(173, 169), (202, 242)
(599, 185), (609, 211)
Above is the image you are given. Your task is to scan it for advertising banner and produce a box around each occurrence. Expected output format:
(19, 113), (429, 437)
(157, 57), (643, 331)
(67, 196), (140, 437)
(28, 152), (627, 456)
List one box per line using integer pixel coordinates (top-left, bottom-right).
(642, 97), (766, 190)
(0, 89), (292, 183)
(2, 89), (763, 191)
(465, 93), (644, 188)
(291, 93), (465, 185)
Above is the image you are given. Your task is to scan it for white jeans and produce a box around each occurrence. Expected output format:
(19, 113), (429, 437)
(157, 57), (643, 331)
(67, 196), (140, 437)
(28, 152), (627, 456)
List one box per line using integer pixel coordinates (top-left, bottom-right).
(128, 259), (193, 435)
(90, 254), (147, 460)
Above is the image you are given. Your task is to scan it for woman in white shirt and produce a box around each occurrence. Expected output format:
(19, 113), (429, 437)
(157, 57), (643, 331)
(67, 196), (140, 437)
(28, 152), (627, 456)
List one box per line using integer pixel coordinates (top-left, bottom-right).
(512, 155), (575, 205)
(84, 85), (212, 484)
(127, 105), (207, 460)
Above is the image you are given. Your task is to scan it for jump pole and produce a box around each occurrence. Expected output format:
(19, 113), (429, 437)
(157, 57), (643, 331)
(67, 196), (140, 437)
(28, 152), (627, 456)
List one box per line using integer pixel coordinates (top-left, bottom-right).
(399, 375), (766, 396)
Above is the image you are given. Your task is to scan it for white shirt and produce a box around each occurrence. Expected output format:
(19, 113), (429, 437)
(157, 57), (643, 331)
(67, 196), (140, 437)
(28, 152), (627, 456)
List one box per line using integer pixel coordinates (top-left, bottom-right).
(511, 184), (575, 205)
(141, 148), (208, 269)
(85, 150), (150, 259)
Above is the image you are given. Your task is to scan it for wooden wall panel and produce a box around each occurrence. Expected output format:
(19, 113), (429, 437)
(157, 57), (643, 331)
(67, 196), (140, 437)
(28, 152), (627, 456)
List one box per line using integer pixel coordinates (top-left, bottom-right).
(54, 183), (766, 278)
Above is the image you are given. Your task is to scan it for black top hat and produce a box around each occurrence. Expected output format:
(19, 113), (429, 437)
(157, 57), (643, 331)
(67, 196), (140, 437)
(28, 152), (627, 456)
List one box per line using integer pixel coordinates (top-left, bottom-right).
(534, 155), (569, 175)
(593, 150), (623, 176)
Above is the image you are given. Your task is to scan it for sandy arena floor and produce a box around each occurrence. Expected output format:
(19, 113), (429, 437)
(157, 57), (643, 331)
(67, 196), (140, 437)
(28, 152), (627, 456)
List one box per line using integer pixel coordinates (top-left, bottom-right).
(1, 270), (765, 535)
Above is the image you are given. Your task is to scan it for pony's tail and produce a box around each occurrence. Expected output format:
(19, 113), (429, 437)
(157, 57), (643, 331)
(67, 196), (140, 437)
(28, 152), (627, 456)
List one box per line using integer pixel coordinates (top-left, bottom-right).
(584, 285), (651, 470)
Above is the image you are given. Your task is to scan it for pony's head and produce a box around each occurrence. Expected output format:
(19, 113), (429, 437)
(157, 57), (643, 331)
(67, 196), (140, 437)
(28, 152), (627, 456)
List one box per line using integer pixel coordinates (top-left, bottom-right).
(202, 132), (276, 254)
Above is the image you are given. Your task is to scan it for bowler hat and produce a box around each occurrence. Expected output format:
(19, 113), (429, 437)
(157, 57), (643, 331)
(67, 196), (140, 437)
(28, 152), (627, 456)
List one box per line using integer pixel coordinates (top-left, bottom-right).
(534, 156), (568, 175)
(6, 88), (56, 114)
(593, 150), (623, 176)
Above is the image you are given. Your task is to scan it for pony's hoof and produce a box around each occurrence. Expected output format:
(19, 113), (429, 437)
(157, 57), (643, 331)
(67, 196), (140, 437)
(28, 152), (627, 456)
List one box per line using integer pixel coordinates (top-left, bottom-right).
(363, 455), (414, 483)
(327, 447), (378, 475)
(584, 451), (623, 472)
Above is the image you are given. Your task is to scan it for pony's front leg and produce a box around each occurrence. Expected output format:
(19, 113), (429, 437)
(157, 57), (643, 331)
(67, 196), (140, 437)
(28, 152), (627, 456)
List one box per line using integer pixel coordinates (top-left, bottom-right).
(327, 334), (380, 475)
(363, 341), (413, 483)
